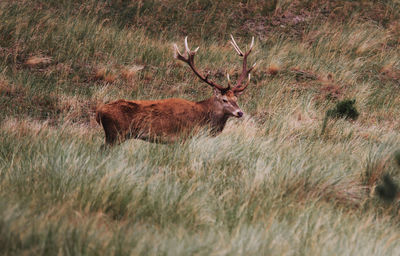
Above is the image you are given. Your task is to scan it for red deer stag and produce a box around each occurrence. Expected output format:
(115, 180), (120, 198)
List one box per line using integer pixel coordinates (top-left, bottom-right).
(96, 35), (256, 146)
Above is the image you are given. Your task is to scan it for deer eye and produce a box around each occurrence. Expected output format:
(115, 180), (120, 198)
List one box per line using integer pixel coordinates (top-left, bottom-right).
(223, 99), (228, 103)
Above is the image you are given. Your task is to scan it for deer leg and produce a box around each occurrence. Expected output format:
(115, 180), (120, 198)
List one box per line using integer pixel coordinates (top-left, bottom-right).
(105, 131), (118, 145)
(99, 115), (120, 147)
(98, 127), (117, 151)
(99, 129), (121, 151)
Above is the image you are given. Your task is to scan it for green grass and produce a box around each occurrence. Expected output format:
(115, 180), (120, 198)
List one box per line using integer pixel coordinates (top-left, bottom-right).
(1, 0), (400, 255)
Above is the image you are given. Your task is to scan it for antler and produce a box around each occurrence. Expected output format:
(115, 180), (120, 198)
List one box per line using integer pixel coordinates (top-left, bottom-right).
(174, 37), (229, 92)
(229, 35), (257, 93)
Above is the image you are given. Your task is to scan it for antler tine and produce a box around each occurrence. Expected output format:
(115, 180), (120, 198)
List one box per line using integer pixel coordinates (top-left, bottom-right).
(173, 43), (182, 58)
(230, 34), (244, 56)
(249, 36), (254, 52)
(226, 73), (232, 89)
(184, 36), (190, 54)
(230, 35), (256, 93)
(174, 36), (228, 92)
(183, 37), (200, 54)
(248, 62), (257, 73)
(230, 41), (242, 56)
(234, 74), (251, 93)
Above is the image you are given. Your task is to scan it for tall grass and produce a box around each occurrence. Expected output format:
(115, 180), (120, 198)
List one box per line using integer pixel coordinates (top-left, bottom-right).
(1, 117), (400, 255)
(1, 0), (400, 255)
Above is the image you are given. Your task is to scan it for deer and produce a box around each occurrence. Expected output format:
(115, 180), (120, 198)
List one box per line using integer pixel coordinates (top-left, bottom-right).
(96, 35), (256, 147)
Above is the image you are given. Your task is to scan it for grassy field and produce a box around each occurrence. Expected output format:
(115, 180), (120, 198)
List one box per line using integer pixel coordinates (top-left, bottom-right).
(1, 0), (400, 255)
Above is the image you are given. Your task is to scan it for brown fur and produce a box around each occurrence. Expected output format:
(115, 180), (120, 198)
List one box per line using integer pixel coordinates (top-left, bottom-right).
(96, 90), (240, 146)
(96, 36), (255, 147)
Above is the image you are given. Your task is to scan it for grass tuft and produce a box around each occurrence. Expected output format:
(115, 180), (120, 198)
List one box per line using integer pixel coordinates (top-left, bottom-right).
(321, 99), (359, 135)
(376, 174), (399, 203)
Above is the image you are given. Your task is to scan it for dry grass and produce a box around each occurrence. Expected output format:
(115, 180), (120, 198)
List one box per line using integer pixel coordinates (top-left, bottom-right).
(24, 55), (52, 67)
(1, 0), (400, 255)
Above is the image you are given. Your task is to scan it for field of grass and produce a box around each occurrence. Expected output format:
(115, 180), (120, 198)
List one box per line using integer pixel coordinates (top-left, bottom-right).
(1, 0), (400, 255)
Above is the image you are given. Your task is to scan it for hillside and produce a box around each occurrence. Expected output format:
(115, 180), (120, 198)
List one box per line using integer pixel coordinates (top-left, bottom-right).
(1, 0), (400, 255)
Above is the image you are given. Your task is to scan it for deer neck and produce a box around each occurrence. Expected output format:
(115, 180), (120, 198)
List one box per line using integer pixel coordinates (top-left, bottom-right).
(196, 96), (229, 134)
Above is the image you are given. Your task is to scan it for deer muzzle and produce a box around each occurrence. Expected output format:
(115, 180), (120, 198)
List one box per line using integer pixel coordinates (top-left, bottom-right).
(233, 110), (244, 118)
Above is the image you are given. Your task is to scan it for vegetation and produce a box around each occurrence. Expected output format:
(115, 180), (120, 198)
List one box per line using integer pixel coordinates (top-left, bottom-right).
(1, 0), (400, 255)
(321, 99), (359, 135)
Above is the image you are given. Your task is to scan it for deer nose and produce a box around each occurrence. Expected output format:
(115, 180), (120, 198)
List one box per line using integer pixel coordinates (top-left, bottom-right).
(237, 111), (243, 118)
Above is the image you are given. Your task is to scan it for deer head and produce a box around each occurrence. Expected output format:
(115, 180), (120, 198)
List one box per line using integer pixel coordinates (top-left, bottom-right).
(174, 35), (256, 118)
